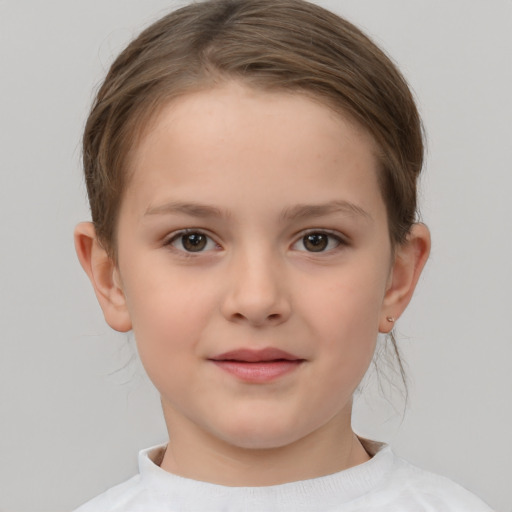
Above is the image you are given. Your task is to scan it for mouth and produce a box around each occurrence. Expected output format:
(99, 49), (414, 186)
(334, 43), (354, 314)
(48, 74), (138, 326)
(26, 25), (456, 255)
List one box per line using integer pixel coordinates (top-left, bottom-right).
(208, 348), (305, 383)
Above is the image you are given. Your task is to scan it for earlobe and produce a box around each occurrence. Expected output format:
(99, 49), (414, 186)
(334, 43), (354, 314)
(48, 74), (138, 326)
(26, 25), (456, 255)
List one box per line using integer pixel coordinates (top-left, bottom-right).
(74, 222), (132, 332)
(379, 223), (431, 333)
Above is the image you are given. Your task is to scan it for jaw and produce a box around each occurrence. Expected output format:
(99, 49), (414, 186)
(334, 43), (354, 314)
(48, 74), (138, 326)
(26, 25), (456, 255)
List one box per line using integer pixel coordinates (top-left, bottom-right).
(159, 394), (363, 486)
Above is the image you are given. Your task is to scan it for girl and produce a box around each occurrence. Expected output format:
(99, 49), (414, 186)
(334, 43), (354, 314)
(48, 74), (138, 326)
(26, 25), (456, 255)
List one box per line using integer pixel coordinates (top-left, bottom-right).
(73, 0), (492, 510)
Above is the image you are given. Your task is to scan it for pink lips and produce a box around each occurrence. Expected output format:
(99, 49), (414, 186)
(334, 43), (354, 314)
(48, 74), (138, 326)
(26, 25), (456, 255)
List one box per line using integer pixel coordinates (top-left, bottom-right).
(209, 348), (304, 383)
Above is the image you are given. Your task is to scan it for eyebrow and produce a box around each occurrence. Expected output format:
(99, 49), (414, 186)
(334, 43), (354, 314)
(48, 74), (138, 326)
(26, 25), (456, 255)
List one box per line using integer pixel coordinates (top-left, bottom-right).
(280, 200), (372, 222)
(145, 201), (228, 219)
(144, 199), (371, 222)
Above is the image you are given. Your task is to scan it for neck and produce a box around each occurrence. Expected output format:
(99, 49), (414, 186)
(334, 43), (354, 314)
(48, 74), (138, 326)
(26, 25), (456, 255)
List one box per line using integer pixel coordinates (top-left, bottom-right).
(160, 405), (370, 486)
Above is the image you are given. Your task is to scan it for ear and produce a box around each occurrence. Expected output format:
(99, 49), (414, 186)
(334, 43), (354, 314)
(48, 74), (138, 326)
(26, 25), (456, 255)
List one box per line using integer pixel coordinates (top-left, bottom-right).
(379, 223), (431, 333)
(74, 222), (132, 332)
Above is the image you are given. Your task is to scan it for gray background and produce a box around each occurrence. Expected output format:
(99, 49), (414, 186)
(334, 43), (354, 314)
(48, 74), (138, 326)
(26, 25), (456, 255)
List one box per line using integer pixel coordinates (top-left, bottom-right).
(1, 1), (511, 511)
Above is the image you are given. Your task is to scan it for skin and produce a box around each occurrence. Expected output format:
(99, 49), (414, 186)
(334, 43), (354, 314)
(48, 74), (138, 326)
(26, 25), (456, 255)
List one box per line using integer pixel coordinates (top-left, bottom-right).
(75, 82), (430, 486)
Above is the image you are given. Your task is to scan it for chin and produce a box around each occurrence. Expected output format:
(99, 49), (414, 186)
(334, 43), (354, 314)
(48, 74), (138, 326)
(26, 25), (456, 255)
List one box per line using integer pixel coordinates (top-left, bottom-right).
(221, 433), (302, 451)
(211, 415), (310, 451)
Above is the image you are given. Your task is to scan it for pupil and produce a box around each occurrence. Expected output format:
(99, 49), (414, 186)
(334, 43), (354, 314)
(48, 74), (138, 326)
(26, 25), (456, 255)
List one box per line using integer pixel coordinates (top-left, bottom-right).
(304, 233), (328, 252)
(183, 233), (206, 252)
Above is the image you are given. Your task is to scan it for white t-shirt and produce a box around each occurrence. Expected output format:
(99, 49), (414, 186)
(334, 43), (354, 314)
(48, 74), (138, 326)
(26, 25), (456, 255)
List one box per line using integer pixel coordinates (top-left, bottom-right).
(74, 441), (493, 511)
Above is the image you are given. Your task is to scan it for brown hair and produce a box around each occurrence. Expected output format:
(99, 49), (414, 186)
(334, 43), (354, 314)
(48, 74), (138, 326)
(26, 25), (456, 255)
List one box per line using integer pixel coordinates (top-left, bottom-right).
(83, 0), (423, 392)
(83, 0), (423, 260)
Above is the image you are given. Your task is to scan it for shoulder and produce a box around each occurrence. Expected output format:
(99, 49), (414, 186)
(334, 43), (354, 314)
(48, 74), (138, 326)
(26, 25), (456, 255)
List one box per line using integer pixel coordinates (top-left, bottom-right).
(73, 475), (148, 512)
(369, 452), (494, 511)
(73, 444), (170, 511)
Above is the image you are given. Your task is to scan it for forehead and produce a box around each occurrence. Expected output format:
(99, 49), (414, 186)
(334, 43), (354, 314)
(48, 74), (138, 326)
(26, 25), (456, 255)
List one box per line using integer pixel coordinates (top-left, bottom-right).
(132, 81), (375, 159)
(123, 82), (384, 221)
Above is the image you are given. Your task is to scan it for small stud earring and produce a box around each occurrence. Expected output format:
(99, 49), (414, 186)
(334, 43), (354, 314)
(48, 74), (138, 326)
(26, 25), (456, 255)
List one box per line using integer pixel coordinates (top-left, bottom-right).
(386, 316), (395, 323)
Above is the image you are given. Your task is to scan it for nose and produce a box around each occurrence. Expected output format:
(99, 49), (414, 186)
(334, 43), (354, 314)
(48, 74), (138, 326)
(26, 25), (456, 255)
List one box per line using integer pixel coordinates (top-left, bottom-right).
(220, 249), (291, 327)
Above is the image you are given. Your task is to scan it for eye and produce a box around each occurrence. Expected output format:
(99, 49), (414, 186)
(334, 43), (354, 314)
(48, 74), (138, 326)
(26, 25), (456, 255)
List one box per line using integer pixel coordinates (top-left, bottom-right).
(167, 231), (218, 253)
(293, 231), (343, 253)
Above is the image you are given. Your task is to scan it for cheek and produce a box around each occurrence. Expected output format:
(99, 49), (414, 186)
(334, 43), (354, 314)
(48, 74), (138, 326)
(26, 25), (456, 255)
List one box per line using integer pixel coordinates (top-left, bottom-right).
(302, 266), (386, 375)
(314, 308), (378, 407)
(121, 269), (218, 368)
(307, 266), (387, 333)
(124, 262), (216, 326)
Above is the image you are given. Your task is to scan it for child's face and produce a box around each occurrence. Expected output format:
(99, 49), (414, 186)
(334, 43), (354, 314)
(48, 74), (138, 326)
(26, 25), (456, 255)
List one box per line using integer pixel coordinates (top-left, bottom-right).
(114, 82), (396, 449)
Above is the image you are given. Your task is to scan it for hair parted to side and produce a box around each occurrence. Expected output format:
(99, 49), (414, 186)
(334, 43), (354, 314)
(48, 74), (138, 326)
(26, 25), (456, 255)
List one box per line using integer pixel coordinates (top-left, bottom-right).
(83, 0), (423, 259)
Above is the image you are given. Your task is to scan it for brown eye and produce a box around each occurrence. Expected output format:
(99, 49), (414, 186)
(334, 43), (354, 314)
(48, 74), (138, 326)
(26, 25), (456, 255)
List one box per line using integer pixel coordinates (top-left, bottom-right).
(169, 231), (217, 253)
(292, 232), (343, 253)
(303, 233), (329, 252)
(181, 233), (207, 252)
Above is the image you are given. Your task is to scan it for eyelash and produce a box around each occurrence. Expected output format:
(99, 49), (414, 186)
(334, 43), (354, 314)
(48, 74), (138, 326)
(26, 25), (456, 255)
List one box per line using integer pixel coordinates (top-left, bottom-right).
(163, 229), (347, 255)
(164, 229), (220, 255)
(292, 230), (346, 253)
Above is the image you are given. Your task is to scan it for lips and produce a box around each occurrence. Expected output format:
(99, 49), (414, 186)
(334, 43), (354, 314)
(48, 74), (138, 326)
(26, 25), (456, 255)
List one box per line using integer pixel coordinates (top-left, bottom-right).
(209, 348), (304, 383)
(211, 348), (301, 363)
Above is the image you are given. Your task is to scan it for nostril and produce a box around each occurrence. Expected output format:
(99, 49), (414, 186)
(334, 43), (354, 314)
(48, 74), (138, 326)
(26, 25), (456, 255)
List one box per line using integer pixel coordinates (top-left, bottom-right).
(229, 311), (283, 325)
